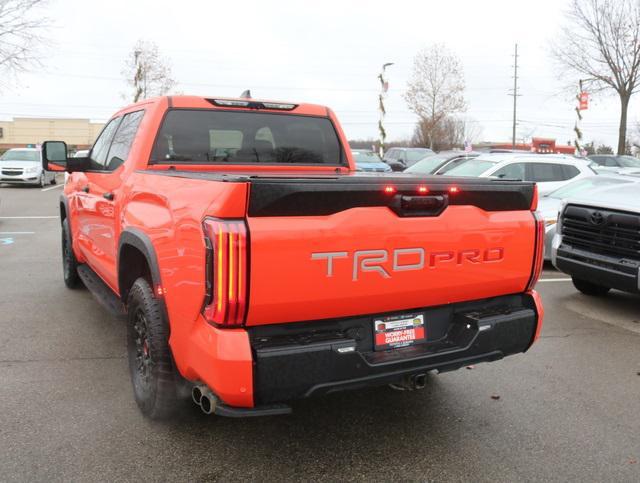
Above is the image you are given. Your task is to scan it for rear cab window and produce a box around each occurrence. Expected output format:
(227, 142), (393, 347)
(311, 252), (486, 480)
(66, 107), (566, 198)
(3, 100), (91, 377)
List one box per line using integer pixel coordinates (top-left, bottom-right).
(151, 110), (344, 166)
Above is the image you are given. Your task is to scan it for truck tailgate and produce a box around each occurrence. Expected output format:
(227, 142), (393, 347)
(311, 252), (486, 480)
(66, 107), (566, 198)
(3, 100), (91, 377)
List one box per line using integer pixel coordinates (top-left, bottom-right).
(245, 176), (536, 326)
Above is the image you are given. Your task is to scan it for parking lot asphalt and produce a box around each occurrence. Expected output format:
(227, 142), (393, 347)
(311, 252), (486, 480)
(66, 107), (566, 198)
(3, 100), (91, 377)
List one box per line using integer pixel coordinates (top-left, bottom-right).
(0, 182), (639, 482)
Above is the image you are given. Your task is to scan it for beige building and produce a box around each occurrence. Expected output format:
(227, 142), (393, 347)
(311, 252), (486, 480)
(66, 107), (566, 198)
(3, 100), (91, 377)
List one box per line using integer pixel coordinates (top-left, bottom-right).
(0, 117), (105, 150)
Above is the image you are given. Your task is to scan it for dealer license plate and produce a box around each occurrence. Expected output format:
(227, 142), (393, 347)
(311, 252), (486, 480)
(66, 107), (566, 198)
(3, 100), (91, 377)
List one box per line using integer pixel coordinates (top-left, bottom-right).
(374, 313), (426, 350)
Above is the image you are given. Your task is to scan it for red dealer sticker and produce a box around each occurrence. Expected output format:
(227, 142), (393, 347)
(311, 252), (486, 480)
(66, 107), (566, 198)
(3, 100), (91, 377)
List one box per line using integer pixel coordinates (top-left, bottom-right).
(374, 313), (426, 350)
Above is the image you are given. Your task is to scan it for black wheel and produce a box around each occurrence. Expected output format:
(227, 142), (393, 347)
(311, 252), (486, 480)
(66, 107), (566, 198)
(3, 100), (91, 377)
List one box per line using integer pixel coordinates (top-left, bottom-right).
(50, 175), (57, 185)
(61, 219), (81, 288)
(572, 276), (610, 296)
(127, 278), (181, 419)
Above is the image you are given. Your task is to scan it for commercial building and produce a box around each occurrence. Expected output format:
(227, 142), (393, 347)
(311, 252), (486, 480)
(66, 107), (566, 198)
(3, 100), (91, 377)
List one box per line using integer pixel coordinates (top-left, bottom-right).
(480, 138), (575, 154)
(0, 117), (105, 152)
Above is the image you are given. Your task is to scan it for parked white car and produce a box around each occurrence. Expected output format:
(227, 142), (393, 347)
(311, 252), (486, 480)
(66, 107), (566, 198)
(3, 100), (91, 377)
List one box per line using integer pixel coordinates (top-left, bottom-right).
(0, 148), (56, 187)
(442, 154), (596, 195)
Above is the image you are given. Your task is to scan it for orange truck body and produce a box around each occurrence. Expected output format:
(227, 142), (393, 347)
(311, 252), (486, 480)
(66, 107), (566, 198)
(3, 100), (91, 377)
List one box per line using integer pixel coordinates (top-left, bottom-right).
(59, 96), (544, 412)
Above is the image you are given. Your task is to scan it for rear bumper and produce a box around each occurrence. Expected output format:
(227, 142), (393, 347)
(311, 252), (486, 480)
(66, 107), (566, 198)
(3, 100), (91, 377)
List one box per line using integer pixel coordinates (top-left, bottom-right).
(553, 242), (640, 293)
(248, 292), (542, 405)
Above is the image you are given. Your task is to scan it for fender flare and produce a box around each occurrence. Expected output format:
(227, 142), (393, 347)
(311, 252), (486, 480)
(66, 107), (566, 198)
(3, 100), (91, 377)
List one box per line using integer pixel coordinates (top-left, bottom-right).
(118, 228), (177, 370)
(59, 194), (81, 261)
(117, 228), (163, 301)
(59, 195), (69, 225)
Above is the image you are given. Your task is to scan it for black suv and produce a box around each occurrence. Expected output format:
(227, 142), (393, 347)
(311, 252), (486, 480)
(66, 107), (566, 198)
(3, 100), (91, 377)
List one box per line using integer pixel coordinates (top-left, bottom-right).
(383, 147), (434, 171)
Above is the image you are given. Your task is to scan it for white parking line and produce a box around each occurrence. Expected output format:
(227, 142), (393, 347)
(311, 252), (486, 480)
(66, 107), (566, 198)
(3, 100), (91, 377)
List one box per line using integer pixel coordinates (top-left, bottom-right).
(0, 232), (35, 235)
(41, 184), (64, 192)
(538, 278), (572, 282)
(0, 216), (58, 219)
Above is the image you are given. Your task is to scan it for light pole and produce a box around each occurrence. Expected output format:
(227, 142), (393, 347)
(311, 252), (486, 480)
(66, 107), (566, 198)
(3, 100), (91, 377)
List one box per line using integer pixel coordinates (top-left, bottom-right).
(378, 62), (394, 157)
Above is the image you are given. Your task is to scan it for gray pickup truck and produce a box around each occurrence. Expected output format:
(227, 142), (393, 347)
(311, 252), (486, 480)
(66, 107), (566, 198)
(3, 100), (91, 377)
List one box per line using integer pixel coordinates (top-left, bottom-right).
(551, 182), (640, 296)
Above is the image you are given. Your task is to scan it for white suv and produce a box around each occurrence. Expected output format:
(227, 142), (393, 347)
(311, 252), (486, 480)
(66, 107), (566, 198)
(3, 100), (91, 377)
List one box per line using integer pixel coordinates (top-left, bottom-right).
(443, 154), (596, 195)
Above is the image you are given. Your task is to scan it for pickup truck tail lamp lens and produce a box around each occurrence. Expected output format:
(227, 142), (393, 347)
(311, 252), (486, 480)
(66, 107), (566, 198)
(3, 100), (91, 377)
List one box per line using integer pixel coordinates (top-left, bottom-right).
(526, 211), (545, 291)
(202, 218), (248, 327)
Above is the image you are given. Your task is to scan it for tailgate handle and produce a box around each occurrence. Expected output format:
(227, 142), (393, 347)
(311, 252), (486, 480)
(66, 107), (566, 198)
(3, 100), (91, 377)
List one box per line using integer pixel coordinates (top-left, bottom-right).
(393, 194), (448, 217)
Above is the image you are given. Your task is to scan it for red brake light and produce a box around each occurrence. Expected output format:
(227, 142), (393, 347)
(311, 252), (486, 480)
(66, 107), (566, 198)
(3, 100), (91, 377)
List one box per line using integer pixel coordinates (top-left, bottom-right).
(383, 185), (396, 194)
(526, 211), (545, 291)
(202, 218), (248, 327)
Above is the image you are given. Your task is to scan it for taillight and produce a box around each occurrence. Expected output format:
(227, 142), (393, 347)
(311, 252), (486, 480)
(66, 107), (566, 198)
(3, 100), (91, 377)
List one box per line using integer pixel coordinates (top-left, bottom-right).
(202, 218), (248, 327)
(526, 211), (545, 291)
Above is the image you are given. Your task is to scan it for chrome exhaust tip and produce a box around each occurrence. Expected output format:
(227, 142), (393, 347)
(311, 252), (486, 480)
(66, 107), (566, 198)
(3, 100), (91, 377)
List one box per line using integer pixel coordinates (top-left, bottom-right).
(200, 393), (217, 415)
(192, 385), (205, 406)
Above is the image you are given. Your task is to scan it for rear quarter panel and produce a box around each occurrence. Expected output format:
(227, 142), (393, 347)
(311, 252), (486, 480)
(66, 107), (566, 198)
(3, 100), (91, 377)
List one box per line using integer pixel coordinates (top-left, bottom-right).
(119, 171), (251, 402)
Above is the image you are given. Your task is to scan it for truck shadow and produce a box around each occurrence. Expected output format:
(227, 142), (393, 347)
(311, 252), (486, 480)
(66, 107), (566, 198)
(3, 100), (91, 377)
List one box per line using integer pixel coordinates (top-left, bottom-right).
(159, 375), (467, 477)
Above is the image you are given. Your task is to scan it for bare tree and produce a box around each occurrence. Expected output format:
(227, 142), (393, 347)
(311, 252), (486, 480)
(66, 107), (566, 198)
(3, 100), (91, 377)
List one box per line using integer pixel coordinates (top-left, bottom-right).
(412, 116), (482, 151)
(122, 40), (176, 103)
(0, 0), (48, 79)
(461, 118), (483, 144)
(404, 44), (466, 150)
(552, 0), (640, 155)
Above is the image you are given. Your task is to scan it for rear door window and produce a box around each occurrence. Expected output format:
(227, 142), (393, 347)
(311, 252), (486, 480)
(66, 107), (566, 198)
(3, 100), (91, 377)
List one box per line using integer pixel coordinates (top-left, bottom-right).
(492, 162), (525, 180)
(152, 110), (344, 165)
(526, 163), (566, 182)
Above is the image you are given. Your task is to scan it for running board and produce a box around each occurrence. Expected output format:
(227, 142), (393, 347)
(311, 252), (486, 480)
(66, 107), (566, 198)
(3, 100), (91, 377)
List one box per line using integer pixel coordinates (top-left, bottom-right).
(77, 265), (126, 318)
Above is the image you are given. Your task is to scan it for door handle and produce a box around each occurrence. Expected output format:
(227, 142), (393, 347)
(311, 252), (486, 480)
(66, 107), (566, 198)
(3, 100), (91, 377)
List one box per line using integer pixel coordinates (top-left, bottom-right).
(103, 192), (114, 201)
(82, 185), (90, 193)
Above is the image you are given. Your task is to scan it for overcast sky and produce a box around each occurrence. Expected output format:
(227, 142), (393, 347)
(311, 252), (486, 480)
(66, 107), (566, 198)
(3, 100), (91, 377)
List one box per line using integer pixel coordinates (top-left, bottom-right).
(0, 0), (635, 148)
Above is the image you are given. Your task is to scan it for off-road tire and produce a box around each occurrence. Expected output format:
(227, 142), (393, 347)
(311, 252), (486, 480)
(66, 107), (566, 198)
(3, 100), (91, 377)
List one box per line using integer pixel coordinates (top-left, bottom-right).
(61, 219), (81, 288)
(127, 277), (181, 419)
(572, 276), (610, 296)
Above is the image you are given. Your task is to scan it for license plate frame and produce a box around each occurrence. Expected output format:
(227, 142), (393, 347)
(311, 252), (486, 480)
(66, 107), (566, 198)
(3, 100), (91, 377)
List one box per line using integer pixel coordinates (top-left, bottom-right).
(373, 312), (426, 351)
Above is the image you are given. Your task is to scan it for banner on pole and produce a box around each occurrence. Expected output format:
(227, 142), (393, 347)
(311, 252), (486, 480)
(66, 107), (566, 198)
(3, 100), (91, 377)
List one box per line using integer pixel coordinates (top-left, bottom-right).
(578, 92), (589, 110)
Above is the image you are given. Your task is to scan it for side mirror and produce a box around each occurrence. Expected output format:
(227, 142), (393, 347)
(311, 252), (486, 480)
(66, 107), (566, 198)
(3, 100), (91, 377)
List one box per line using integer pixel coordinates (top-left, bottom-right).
(42, 141), (68, 172)
(42, 140), (89, 173)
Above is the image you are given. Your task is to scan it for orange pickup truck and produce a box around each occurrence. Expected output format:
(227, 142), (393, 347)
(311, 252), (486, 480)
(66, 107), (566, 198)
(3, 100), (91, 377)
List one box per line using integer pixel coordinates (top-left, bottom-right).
(42, 95), (544, 419)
